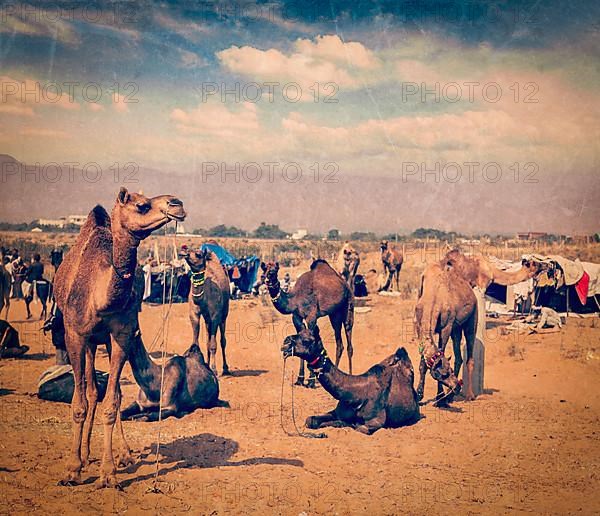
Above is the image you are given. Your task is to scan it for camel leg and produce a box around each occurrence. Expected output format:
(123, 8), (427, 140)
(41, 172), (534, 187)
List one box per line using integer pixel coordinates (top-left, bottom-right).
(395, 266), (401, 292)
(81, 343), (98, 468)
(463, 313), (477, 401)
(329, 313), (344, 369)
(379, 269), (394, 292)
(189, 305), (201, 347)
(96, 338), (128, 489)
(206, 320), (218, 374)
(434, 325), (453, 407)
(25, 297), (32, 319)
(115, 392), (133, 467)
(59, 331), (88, 486)
(292, 313), (306, 386)
(219, 321), (230, 376)
(416, 355), (427, 401)
(451, 326), (463, 378)
(355, 409), (386, 435)
(344, 301), (354, 375)
(306, 410), (342, 429)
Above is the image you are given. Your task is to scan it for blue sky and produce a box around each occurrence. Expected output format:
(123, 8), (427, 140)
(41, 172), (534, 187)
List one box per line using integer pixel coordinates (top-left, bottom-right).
(1, 0), (599, 232)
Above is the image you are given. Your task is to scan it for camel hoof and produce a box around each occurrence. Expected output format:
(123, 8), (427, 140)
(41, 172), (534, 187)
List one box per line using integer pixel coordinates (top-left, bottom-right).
(464, 391), (476, 402)
(306, 379), (317, 389)
(95, 474), (122, 490)
(294, 378), (305, 387)
(416, 389), (424, 401)
(58, 471), (81, 486)
(221, 368), (232, 377)
(117, 452), (135, 468)
(355, 424), (372, 435)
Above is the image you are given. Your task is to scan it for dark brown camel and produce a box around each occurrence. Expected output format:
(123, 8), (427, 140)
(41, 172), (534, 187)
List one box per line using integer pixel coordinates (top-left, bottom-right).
(121, 336), (222, 421)
(53, 187), (186, 488)
(414, 262), (475, 405)
(379, 240), (403, 292)
(261, 259), (354, 388)
(282, 328), (419, 434)
(184, 248), (231, 375)
(0, 261), (10, 319)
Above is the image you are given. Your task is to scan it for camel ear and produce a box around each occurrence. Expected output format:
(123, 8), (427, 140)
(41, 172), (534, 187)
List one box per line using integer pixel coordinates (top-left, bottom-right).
(117, 187), (130, 205)
(260, 262), (267, 272)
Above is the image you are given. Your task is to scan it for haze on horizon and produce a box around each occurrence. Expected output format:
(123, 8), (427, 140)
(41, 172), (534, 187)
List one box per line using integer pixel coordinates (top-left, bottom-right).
(0, 0), (599, 235)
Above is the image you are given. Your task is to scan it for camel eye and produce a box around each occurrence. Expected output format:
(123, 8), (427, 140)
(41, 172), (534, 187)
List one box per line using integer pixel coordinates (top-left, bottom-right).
(136, 202), (151, 214)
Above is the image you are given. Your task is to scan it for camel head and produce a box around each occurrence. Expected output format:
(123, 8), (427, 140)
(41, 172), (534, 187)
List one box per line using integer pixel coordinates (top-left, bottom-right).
(260, 261), (280, 288)
(426, 347), (462, 395)
(281, 328), (323, 362)
(380, 240), (389, 252)
(521, 258), (542, 279)
(184, 248), (211, 272)
(111, 187), (186, 240)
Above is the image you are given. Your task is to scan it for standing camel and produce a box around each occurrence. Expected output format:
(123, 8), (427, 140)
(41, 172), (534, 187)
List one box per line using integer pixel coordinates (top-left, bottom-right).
(414, 262), (474, 405)
(339, 242), (360, 290)
(184, 248), (231, 375)
(53, 187), (186, 488)
(379, 240), (403, 292)
(443, 249), (540, 290)
(261, 260), (354, 388)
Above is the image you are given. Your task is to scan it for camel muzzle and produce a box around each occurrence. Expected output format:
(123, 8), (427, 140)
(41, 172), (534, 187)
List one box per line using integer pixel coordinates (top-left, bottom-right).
(281, 336), (295, 359)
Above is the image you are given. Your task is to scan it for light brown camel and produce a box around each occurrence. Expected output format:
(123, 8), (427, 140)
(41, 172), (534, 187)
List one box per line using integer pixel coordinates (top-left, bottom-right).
(443, 249), (539, 290)
(261, 259), (354, 388)
(414, 262), (476, 405)
(184, 248), (231, 375)
(339, 242), (360, 290)
(282, 327), (419, 434)
(53, 187), (185, 488)
(379, 240), (403, 292)
(0, 261), (10, 319)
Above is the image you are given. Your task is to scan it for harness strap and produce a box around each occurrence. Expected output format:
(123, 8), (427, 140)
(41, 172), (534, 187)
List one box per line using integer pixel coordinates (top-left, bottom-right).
(191, 270), (206, 298)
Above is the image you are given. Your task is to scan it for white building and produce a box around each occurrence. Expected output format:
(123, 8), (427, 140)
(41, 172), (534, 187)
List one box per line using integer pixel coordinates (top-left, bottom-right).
(291, 228), (308, 240)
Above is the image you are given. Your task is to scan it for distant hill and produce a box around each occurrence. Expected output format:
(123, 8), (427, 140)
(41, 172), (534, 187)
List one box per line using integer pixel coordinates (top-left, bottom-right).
(0, 154), (598, 234)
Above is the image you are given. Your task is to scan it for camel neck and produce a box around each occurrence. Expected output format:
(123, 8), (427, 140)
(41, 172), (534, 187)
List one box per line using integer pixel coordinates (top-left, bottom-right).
(309, 354), (357, 401)
(491, 265), (530, 286)
(127, 333), (162, 398)
(111, 228), (139, 277)
(268, 281), (294, 314)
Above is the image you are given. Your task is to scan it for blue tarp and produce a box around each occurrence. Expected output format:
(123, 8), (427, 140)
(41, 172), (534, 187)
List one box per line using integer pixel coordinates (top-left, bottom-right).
(200, 243), (260, 293)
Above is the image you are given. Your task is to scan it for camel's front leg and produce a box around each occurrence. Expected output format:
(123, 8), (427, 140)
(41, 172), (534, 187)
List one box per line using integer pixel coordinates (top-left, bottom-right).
(81, 343), (98, 467)
(416, 355), (427, 401)
(59, 331), (87, 486)
(306, 410), (344, 429)
(355, 409), (386, 435)
(292, 313), (307, 386)
(219, 321), (230, 376)
(115, 393), (134, 467)
(189, 304), (201, 347)
(96, 339), (128, 489)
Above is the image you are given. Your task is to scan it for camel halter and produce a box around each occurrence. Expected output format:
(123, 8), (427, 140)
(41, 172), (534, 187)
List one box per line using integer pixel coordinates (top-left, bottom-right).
(280, 347), (327, 439)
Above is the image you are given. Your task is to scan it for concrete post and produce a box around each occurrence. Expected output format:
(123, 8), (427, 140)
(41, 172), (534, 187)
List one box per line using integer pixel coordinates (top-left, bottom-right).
(463, 286), (485, 397)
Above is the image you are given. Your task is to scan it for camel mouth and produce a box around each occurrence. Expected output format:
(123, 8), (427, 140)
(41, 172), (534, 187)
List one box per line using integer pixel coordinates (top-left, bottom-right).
(164, 210), (186, 222)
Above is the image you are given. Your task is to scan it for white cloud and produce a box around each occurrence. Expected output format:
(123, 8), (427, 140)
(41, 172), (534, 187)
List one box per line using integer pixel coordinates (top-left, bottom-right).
(177, 48), (207, 69)
(154, 12), (210, 42)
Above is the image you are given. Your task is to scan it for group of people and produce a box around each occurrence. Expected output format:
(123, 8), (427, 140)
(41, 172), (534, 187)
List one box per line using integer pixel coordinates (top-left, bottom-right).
(1, 247), (58, 308)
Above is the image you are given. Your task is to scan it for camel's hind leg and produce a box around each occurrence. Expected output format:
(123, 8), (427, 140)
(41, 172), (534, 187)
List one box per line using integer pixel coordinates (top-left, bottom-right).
(329, 311), (345, 369)
(395, 265), (402, 292)
(451, 325), (463, 378)
(463, 312), (477, 401)
(205, 318), (219, 374)
(219, 320), (230, 376)
(59, 330), (88, 486)
(343, 299), (354, 375)
(81, 343), (98, 467)
(416, 355), (427, 401)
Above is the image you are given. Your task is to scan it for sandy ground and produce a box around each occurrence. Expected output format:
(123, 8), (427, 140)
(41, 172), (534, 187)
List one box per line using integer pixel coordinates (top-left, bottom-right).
(1, 290), (599, 515)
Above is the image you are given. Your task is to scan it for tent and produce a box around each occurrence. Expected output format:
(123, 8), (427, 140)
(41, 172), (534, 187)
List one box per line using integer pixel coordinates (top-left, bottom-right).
(486, 254), (600, 315)
(201, 242), (261, 293)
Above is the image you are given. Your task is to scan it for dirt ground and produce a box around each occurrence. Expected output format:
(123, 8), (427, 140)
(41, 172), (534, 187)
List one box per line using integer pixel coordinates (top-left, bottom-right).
(1, 277), (600, 514)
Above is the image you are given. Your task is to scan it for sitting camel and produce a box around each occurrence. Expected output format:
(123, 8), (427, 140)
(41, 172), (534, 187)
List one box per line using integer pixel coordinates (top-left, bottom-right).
(121, 335), (223, 421)
(414, 262), (475, 404)
(281, 328), (419, 434)
(184, 248), (231, 375)
(379, 240), (403, 292)
(261, 259), (354, 388)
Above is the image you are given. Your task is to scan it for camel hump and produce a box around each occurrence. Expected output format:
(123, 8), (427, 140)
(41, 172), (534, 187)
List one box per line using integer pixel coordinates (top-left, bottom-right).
(310, 259), (331, 270)
(394, 347), (410, 363)
(87, 205), (111, 229)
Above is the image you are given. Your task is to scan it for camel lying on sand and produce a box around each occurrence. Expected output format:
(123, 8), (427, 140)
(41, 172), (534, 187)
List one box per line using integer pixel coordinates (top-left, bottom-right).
(121, 336), (223, 421)
(415, 262), (476, 404)
(282, 328), (420, 434)
(262, 259), (354, 388)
